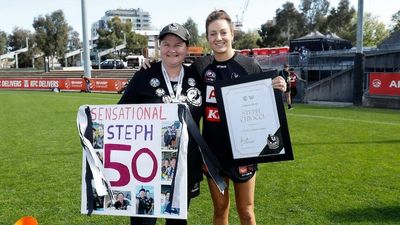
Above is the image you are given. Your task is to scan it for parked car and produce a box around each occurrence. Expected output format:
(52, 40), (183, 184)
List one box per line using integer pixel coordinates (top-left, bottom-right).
(91, 59), (126, 69)
(125, 55), (144, 69)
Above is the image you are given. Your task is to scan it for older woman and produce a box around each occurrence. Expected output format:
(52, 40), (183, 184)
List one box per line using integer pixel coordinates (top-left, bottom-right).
(119, 23), (203, 225)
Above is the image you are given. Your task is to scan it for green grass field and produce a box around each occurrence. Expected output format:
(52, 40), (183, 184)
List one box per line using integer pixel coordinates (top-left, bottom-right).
(0, 90), (399, 225)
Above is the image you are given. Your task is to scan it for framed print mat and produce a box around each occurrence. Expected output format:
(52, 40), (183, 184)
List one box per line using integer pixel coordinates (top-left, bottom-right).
(215, 72), (293, 165)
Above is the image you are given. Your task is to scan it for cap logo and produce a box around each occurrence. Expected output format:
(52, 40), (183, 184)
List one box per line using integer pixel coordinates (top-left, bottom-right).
(168, 23), (179, 31)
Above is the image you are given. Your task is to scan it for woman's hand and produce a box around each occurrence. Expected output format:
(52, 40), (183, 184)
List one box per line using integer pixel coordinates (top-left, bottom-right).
(140, 59), (152, 69)
(272, 76), (287, 92)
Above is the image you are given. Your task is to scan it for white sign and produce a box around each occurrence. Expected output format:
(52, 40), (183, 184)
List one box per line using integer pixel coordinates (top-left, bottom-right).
(77, 103), (188, 219)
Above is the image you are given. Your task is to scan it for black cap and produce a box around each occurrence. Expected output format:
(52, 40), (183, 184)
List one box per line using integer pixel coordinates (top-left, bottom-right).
(159, 23), (190, 44)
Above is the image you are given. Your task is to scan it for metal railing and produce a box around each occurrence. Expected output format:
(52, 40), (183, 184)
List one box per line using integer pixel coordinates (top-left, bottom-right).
(256, 51), (355, 71)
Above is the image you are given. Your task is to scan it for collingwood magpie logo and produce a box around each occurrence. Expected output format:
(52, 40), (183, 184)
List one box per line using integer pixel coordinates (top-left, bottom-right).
(149, 78), (160, 87)
(267, 134), (279, 150)
(155, 88), (166, 97)
(231, 72), (239, 78)
(168, 23), (179, 31)
(205, 70), (216, 83)
(188, 78), (196, 87)
(186, 87), (202, 107)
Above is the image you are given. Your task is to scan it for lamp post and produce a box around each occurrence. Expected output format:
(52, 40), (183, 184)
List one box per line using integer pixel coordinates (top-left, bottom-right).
(81, 0), (91, 78)
(353, 0), (364, 105)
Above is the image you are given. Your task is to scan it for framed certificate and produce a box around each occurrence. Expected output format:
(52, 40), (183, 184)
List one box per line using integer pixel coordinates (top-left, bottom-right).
(215, 72), (293, 165)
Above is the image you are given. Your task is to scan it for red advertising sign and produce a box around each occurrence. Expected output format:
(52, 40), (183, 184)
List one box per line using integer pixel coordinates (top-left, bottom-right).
(369, 73), (400, 96)
(0, 78), (128, 93)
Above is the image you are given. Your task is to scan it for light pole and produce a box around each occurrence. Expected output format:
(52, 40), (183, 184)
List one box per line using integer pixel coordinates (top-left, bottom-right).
(81, 0), (91, 78)
(353, 0), (364, 105)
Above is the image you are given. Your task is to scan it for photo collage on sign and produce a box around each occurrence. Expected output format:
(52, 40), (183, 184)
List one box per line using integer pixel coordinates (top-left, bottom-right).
(92, 122), (104, 150)
(104, 190), (132, 211)
(160, 120), (181, 215)
(160, 185), (180, 215)
(86, 115), (182, 216)
(134, 185), (155, 215)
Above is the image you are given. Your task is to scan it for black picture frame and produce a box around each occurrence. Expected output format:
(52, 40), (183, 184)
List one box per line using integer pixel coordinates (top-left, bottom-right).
(215, 72), (293, 165)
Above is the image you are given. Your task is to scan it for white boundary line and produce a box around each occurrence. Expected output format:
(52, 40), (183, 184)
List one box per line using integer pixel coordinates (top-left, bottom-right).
(0, 90), (119, 101)
(288, 113), (400, 126)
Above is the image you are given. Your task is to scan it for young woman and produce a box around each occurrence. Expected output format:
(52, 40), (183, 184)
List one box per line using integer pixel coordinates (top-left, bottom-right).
(140, 12), (286, 225)
(191, 10), (287, 225)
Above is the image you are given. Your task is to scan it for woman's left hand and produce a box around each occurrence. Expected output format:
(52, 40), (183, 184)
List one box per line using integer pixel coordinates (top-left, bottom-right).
(272, 76), (287, 92)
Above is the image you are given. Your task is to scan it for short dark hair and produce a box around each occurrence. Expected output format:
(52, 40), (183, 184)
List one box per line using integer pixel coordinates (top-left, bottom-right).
(205, 10), (234, 36)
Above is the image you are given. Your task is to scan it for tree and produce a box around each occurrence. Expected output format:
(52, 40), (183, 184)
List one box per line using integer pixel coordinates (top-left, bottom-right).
(0, 30), (8, 54)
(258, 20), (283, 47)
(363, 13), (389, 47)
(390, 10), (400, 32)
(233, 30), (260, 50)
(96, 16), (147, 57)
(126, 32), (147, 55)
(33, 9), (69, 69)
(64, 26), (82, 66)
(300, 0), (330, 32)
(97, 16), (128, 50)
(326, 0), (357, 44)
(183, 18), (200, 46)
(8, 27), (35, 68)
(197, 33), (212, 54)
(8, 27), (30, 51)
(258, 2), (305, 47)
(275, 2), (305, 44)
(67, 27), (81, 51)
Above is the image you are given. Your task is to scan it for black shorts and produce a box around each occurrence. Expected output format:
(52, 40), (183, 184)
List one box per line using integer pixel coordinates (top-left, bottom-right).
(290, 86), (298, 97)
(205, 163), (258, 183)
(285, 85), (291, 93)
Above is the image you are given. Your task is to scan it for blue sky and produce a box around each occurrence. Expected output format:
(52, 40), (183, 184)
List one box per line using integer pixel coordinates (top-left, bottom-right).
(0, 0), (398, 37)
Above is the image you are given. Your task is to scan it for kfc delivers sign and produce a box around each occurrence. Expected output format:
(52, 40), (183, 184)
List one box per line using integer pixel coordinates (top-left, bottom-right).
(369, 73), (400, 96)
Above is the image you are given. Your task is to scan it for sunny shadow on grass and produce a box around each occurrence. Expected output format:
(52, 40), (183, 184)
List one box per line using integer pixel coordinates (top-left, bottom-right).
(329, 206), (400, 224)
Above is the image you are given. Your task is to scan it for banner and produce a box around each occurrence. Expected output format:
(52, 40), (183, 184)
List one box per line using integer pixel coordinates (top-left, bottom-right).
(369, 73), (400, 96)
(77, 103), (188, 219)
(0, 78), (128, 92)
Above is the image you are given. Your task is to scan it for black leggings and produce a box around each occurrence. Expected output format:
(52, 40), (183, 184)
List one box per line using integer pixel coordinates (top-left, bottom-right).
(130, 217), (156, 225)
(130, 198), (191, 225)
(129, 217), (187, 225)
(290, 86), (298, 100)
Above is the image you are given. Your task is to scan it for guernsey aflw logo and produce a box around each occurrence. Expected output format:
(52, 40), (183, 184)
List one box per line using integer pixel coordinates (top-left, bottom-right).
(205, 106), (220, 122)
(206, 85), (216, 103)
(205, 85), (219, 122)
